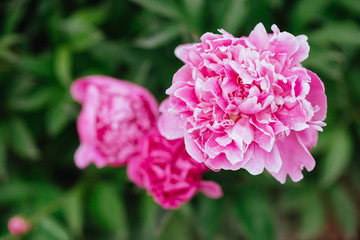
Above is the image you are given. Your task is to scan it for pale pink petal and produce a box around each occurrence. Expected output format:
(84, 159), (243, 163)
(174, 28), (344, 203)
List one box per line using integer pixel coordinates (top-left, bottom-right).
(297, 126), (319, 150)
(248, 22), (269, 49)
(158, 99), (184, 140)
(306, 70), (327, 122)
(184, 134), (207, 163)
(175, 43), (198, 63)
(228, 118), (254, 145)
(292, 35), (310, 66)
(74, 144), (105, 169)
(200, 181), (223, 198)
(271, 132), (315, 183)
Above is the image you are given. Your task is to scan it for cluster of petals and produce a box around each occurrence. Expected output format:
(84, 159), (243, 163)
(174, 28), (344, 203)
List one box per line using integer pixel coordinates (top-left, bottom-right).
(71, 75), (158, 168)
(159, 23), (327, 183)
(127, 130), (222, 209)
(71, 76), (222, 208)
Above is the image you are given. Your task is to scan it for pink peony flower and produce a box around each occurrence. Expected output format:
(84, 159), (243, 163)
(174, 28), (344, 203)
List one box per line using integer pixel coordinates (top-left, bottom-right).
(8, 216), (31, 236)
(158, 23), (327, 183)
(127, 130), (223, 209)
(71, 75), (158, 168)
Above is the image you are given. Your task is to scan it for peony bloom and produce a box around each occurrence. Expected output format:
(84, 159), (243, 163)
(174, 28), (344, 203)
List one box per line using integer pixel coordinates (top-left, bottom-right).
(127, 130), (223, 209)
(71, 75), (158, 168)
(158, 23), (327, 183)
(8, 216), (31, 236)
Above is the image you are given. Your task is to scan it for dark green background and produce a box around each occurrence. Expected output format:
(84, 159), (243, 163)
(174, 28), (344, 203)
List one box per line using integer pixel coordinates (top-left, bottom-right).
(0, 0), (359, 239)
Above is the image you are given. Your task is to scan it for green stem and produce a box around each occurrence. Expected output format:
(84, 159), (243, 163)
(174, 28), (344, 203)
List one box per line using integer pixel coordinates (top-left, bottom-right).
(0, 171), (97, 239)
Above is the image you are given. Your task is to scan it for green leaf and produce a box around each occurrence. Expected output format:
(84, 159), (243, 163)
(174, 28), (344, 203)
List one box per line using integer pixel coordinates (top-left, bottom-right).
(18, 54), (53, 78)
(335, 0), (360, 14)
(298, 189), (325, 239)
(197, 196), (223, 240)
(0, 123), (8, 181)
(158, 211), (192, 240)
(89, 182), (128, 237)
(218, 0), (248, 34)
(320, 127), (352, 187)
(63, 188), (84, 237)
(46, 94), (76, 137)
(290, 0), (331, 30)
(235, 190), (275, 240)
(8, 87), (55, 112)
(182, 0), (204, 31)
(280, 185), (325, 239)
(135, 24), (181, 49)
(2, 0), (28, 34)
(309, 21), (360, 47)
(131, 0), (182, 20)
(303, 47), (344, 81)
(182, 0), (203, 19)
(61, 19), (104, 52)
(0, 34), (22, 52)
(38, 217), (72, 240)
(132, 60), (153, 86)
(69, 6), (107, 26)
(329, 185), (357, 237)
(8, 117), (40, 160)
(0, 180), (32, 204)
(54, 45), (72, 88)
(138, 193), (158, 240)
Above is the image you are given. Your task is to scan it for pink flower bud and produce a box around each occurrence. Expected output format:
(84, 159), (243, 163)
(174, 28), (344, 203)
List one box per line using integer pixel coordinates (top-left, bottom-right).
(8, 216), (31, 236)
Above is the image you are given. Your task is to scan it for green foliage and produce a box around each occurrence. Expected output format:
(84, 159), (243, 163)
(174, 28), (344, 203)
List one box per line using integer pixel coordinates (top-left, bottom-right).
(0, 0), (359, 239)
(89, 181), (128, 237)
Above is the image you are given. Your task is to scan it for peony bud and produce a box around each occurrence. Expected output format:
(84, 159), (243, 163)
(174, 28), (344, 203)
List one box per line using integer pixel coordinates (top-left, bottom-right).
(8, 216), (31, 236)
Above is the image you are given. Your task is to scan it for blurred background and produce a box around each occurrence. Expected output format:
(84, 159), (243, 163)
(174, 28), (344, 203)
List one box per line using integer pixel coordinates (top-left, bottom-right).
(0, 0), (359, 239)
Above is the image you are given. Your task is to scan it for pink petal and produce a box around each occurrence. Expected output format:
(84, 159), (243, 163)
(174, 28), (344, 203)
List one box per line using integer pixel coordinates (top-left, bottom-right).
(292, 35), (310, 66)
(158, 99), (184, 140)
(74, 144), (105, 169)
(175, 43), (198, 63)
(243, 143), (282, 175)
(271, 132), (315, 183)
(306, 70), (327, 122)
(248, 22), (269, 49)
(77, 85), (99, 144)
(228, 118), (254, 145)
(127, 158), (146, 188)
(200, 181), (223, 198)
(297, 126), (319, 150)
(184, 134), (207, 163)
(274, 31), (299, 57)
(238, 96), (262, 114)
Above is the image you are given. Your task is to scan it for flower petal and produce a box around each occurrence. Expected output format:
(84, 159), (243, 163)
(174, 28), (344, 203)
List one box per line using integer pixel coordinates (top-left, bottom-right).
(200, 181), (223, 198)
(306, 70), (327, 122)
(270, 132), (315, 183)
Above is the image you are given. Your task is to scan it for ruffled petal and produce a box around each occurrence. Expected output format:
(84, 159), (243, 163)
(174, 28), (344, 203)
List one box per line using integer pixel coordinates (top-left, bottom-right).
(271, 132), (315, 183)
